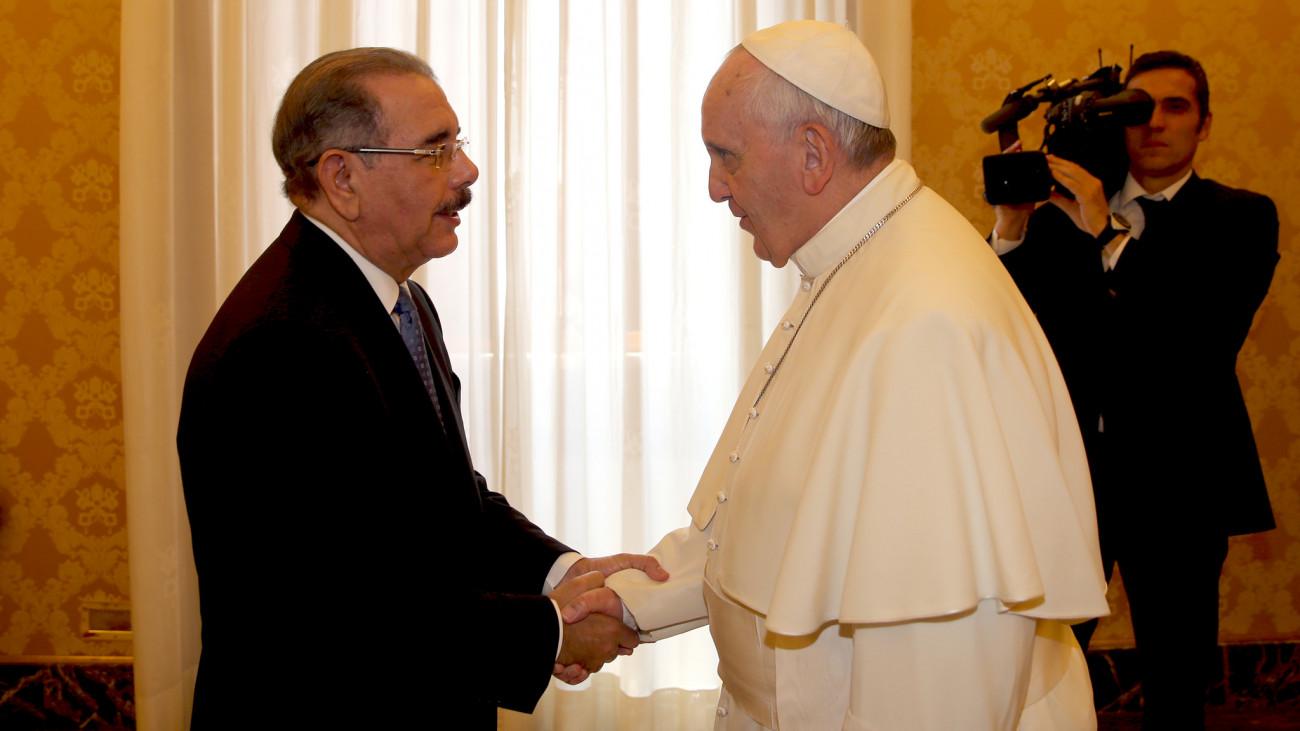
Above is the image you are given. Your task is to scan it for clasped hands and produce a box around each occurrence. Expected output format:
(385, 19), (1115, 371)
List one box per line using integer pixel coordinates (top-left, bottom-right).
(547, 553), (668, 685)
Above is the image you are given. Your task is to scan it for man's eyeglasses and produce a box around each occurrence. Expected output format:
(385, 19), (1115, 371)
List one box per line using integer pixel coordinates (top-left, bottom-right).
(310, 138), (469, 169)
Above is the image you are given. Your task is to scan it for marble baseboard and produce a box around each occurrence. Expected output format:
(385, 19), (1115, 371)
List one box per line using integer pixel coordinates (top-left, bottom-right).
(1088, 642), (1300, 712)
(0, 663), (134, 730)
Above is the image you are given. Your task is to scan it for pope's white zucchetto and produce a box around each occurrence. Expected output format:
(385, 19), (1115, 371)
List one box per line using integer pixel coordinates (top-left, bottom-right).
(740, 20), (890, 130)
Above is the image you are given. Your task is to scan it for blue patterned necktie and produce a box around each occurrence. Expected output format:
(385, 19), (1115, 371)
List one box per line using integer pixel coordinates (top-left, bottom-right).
(393, 284), (444, 425)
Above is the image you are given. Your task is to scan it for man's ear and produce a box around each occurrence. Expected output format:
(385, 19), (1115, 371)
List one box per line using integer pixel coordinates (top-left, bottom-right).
(801, 124), (835, 196)
(315, 150), (362, 221)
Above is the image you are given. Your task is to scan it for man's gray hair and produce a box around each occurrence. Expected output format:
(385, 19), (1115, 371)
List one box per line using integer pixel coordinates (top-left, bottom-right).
(733, 47), (895, 170)
(272, 47), (436, 202)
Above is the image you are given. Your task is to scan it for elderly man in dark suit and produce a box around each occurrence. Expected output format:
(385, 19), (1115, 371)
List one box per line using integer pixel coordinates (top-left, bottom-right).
(989, 50), (1279, 730)
(177, 47), (661, 729)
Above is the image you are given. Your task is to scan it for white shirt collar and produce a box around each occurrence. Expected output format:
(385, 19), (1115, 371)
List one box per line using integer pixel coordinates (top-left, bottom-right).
(1116, 167), (1195, 208)
(300, 212), (402, 317)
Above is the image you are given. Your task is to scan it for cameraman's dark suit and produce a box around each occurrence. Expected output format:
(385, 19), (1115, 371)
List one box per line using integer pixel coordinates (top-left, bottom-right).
(999, 173), (1278, 718)
(178, 212), (571, 729)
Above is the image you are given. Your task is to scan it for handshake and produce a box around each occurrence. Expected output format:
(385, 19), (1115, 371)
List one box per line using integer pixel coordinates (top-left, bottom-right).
(546, 553), (668, 684)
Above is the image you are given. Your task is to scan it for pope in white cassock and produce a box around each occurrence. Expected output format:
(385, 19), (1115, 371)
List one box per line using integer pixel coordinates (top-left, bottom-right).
(601, 20), (1110, 731)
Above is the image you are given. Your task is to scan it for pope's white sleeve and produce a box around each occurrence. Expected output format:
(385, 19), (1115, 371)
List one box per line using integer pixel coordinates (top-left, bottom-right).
(606, 523), (711, 642)
(842, 600), (1039, 731)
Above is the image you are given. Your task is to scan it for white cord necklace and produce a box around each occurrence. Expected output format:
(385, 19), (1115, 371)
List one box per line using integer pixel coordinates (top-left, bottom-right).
(749, 180), (925, 412)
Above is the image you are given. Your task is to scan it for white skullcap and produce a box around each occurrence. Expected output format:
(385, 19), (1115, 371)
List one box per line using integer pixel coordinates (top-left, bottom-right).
(741, 20), (890, 129)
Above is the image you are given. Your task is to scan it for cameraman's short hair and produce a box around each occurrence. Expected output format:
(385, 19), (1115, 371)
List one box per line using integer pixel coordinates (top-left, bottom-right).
(735, 48), (895, 170)
(273, 47), (436, 202)
(1125, 50), (1210, 127)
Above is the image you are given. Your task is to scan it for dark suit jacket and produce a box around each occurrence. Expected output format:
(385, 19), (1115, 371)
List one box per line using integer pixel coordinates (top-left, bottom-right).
(998, 174), (1278, 546)
(178, 211), (571, 728)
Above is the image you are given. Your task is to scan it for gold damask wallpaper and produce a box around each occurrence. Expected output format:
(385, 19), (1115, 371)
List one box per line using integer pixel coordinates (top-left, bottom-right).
(913, 0), (1300, 646)
(0, 0), (127, 659)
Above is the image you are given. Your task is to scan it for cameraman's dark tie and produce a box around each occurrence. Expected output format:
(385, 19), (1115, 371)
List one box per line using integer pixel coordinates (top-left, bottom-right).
(1137, 196), (1171, 239)
(394, 284), (445, 430)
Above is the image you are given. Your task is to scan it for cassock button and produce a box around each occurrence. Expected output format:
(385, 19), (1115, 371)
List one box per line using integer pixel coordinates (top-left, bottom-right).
(728, 451), (739, 463)
(717, 706), (728, 717)
(707, 539), (719, 551)
(763, 363), (775, 374)
(716, 491), (727, 504)
(800, 279), (812, 291)
(781, 320), (794, 330)
(747, 408), (758, 418)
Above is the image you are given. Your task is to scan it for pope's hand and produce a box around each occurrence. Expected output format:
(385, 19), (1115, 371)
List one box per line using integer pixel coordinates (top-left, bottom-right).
(561, 553), (669, 584)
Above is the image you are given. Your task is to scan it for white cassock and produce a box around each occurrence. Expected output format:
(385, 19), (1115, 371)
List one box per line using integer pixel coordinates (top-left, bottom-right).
(609, 160), (1110, 730)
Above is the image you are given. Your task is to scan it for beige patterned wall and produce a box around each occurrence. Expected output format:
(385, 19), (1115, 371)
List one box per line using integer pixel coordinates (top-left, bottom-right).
(914, 0), (1300, 646)
(0, 0), (128, 659)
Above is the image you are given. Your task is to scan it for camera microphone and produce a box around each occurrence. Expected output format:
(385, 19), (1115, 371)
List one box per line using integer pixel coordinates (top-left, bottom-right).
(979, 97), (1041, 134)
(980, 75), (1052, 134)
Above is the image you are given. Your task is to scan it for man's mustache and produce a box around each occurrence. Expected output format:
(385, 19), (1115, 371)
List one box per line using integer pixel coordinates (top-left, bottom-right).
(438, 187), (473, 215)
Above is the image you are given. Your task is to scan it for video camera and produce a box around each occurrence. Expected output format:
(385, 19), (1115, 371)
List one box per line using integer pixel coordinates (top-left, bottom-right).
(980, 64), (1154, 205)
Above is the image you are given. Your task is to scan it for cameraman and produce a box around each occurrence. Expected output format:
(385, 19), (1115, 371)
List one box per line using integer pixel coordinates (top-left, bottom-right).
(989, 51), (1278, 730)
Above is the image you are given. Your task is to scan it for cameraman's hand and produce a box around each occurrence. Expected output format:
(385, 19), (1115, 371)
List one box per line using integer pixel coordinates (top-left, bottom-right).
(1045, 154), (1109, 238)
(993, 202), (1035, 241)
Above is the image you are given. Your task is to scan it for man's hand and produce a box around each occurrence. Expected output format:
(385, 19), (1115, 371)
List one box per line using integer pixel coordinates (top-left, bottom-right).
(557, 613), (639, 667)
(548, 572), (639, 682)
(548, 555), (668, 684)
(551, 576), (637, 684)
(1045, 154), (1110, 237)
(548, 570), (609, 609)
(561, 553), (669, 585)
(993, 201), (1035, 242)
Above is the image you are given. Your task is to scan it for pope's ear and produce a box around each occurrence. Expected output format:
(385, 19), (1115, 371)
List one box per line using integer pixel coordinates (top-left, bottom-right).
(801, 123), (835, 195)
(314, 150), (362, 221)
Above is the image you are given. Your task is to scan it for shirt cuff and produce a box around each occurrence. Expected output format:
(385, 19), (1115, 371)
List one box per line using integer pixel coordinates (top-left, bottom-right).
(545, 553), (582, 663)
(544, 552), (582, 594)
(550, 597), (564, 661)
(990, 230), (1026, 255)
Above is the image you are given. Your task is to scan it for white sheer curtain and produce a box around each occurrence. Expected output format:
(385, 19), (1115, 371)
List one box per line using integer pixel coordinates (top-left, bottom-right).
(121, 1), (910, 729)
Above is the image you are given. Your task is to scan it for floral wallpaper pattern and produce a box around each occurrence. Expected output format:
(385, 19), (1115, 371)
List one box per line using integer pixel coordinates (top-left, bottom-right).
(0, 0), (127, 658)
